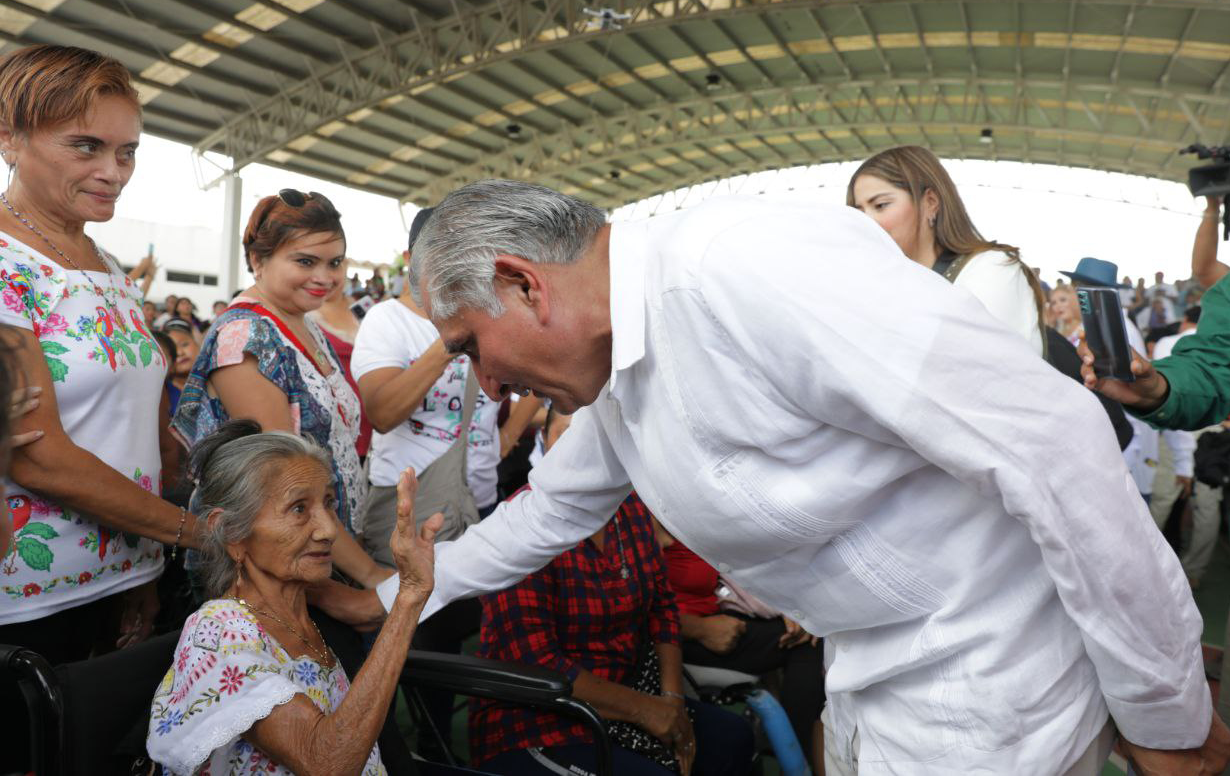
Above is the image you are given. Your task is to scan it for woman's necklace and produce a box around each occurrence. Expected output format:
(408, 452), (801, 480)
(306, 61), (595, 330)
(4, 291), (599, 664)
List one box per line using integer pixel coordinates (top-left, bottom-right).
(613, 515), (630, 580)
(2, 191), (99, 272)
(233, 597), (333, 667)
(0, 191), (121, 312)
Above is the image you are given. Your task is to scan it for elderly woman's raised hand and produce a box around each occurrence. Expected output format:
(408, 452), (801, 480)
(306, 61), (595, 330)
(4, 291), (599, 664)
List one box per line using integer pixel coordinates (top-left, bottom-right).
(389, 468), (443, 601)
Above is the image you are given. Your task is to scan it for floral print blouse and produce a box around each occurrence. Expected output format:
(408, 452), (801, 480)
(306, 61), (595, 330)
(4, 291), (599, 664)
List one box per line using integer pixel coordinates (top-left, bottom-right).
(0, 232), (166, 624)
(147, 599), (384, 775)
(171, 299), (364, 532)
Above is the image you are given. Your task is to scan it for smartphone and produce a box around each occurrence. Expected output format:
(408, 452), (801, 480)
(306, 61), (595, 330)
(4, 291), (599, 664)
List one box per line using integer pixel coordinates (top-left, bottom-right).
(1077, 287), (1136, 382)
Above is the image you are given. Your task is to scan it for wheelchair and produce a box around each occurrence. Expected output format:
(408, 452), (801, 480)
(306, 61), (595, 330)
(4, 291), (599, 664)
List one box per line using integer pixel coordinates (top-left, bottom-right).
(2, 633), (612, 776)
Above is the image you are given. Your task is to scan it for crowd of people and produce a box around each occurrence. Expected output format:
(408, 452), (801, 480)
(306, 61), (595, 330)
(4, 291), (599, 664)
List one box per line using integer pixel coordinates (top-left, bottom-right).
(2, 42), (1230, 776)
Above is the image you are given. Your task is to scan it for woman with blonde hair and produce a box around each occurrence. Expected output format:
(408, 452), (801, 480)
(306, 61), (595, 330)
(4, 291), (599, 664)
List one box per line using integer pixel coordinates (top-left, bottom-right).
(848, 145), (1046, 354)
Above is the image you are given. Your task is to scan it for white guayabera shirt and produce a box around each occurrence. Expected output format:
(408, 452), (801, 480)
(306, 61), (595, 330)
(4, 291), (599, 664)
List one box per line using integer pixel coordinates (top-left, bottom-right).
(381, 198), (1208, 773)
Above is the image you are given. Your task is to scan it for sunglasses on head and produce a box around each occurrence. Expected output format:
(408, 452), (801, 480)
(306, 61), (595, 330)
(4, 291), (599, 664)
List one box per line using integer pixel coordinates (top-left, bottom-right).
(277, 188), (323, 208)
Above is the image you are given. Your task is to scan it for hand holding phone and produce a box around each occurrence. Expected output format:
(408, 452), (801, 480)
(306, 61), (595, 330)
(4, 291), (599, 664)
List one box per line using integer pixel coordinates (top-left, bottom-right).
(1077, 287), (1135, 383)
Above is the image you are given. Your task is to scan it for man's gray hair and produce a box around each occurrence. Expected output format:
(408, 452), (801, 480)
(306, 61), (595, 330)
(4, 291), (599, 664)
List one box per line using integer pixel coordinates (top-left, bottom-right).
(411, 179), (607, 319)
(188, 422), (333, 597)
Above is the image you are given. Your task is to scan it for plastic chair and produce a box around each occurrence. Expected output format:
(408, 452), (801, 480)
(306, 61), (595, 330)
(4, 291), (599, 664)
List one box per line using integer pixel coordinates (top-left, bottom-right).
(2, 640), (612, 776)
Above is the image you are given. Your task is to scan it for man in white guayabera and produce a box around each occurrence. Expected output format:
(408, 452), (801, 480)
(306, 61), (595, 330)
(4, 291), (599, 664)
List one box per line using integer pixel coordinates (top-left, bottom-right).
(371, 179), (1228, 775)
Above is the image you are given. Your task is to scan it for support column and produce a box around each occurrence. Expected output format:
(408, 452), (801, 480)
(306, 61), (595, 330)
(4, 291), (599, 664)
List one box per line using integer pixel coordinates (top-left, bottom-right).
(219, 171), (243, 297)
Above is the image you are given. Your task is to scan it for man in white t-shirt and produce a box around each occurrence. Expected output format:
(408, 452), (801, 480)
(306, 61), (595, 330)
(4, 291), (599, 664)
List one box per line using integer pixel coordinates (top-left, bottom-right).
(1148, 271), (1178, 301)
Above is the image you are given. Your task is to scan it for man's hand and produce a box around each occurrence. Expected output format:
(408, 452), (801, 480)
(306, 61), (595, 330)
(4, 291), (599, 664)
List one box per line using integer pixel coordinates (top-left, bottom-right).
(779, 616), (819, 648)
(1079, 339), (1170, 412)
(1177, 475), (1194, 499)
(698, 614), (746, 654)
(116, 579), (159, 648)
(1122, 712), (1230, 775)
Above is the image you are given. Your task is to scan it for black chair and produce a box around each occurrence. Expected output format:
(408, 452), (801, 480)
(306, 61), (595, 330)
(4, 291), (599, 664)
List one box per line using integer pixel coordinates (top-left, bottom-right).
(2, 640), (613, 776)
(401, 651), (613, 775)
(1, 630), (180, 776)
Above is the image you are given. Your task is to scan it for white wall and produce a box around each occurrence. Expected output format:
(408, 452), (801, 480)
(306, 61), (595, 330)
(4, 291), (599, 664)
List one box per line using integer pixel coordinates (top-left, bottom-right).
(86, 216), (241, 314)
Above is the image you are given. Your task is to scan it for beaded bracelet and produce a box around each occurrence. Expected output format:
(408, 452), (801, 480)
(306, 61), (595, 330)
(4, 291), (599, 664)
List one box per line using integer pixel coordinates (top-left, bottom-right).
(661, 690), (686, 701)
(171, 507), (188, 560)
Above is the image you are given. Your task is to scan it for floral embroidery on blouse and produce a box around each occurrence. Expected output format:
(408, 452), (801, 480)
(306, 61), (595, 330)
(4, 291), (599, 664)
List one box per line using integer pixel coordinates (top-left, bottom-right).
(147, 599), (385, 776)
(0, 235), (166, 622)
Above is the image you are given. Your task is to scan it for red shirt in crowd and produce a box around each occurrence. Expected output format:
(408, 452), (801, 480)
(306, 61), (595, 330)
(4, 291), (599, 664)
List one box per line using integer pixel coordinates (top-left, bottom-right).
(663, 542), (721, 617)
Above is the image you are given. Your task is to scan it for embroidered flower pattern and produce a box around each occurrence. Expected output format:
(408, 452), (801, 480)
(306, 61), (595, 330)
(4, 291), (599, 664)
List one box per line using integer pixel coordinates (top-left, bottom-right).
(148, 601), (386, 775)
(0, 239), (164, 615)
(219, 665), (245, 695)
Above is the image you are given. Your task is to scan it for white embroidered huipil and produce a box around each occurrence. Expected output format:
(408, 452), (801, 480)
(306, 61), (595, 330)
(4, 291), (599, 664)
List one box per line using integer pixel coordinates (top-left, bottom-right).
(384, 198), (1209, 773)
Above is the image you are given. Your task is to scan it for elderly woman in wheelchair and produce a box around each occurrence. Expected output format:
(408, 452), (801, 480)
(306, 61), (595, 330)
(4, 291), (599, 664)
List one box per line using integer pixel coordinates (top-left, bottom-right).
(147, 420), (441, 775)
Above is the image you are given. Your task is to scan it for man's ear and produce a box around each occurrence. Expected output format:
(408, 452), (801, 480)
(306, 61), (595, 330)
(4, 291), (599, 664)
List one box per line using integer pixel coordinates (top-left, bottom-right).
(492, 255), (550, 324)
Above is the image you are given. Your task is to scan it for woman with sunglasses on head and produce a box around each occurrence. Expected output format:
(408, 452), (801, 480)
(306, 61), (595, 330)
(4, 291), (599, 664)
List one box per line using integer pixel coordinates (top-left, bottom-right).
(848, 146), (1046, 355)
(172, 190), (390, 594)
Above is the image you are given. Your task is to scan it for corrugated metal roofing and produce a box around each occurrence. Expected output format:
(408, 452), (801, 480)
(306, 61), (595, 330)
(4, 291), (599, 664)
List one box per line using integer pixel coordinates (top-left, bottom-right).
(2, 0), (1228, 207)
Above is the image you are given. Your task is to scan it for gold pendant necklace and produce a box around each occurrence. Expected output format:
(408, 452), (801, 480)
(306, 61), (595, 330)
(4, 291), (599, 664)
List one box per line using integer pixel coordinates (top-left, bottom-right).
(232, 597), (333, 667)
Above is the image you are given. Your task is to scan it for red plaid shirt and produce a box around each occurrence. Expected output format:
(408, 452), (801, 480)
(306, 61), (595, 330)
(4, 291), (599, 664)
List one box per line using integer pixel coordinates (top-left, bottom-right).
(468, 493), (681, 765)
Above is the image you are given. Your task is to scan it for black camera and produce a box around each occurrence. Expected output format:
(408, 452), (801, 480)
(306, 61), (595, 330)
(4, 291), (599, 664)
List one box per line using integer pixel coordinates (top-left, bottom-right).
(1182, 144), (1230, 197)
(1182, 144), (1230, 239)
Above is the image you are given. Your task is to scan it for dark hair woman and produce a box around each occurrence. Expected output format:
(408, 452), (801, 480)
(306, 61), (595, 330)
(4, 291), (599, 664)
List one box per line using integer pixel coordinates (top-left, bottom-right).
(171, 190), (389, 593)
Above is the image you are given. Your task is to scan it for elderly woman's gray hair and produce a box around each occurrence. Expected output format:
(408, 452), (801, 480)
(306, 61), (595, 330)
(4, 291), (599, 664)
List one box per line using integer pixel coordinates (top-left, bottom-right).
(188, 420), (332, 596)
(411, 179), (607, 319)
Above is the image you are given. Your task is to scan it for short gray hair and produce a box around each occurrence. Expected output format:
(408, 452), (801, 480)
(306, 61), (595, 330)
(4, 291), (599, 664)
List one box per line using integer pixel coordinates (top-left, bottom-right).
(411, 179), (607, 319)
(188, 420), (333, 597)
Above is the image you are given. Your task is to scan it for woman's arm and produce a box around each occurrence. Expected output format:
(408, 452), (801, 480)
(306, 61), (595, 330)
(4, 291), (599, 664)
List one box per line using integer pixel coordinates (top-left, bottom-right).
(3, 327), (202, 547)
(157, 388), (182, 495)
(499, 394), (544, 458)
(127, 254), (156, 297)
(210, 357), (390, 587)
(571, 664), (695, 774)
(357, 338), (453, 434)
(246, 473), (441, 776)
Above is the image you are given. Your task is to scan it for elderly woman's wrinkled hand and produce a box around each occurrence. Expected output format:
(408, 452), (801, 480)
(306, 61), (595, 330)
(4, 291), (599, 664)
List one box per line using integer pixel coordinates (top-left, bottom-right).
(389, 468), (442, 601)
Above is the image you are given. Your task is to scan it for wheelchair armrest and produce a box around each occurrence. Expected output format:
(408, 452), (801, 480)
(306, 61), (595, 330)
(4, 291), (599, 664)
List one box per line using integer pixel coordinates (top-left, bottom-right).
(404, 650), (613, 776)
(1, 644), (65, 776)
(402, 649), (571, 707)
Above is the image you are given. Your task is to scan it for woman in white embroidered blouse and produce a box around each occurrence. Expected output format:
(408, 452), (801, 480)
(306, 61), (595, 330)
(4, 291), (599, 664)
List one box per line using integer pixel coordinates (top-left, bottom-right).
(0, 45), (207, 650)
(848, 145), (1047, 355)
(148, 421), (441, 775)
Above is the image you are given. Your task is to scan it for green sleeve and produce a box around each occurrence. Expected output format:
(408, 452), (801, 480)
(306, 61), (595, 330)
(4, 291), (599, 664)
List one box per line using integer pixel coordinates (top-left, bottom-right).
(1135, 274), (1230, 430)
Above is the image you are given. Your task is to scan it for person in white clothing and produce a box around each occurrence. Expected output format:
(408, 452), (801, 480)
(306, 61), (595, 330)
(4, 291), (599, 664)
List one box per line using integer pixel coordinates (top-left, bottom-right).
(848, 145), (1045, 355)
(351, 290), (500, 535)
(362, 180), (1230, 775)
(352, 206), (500, 759)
